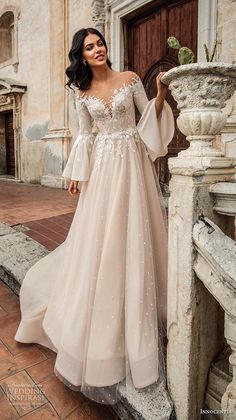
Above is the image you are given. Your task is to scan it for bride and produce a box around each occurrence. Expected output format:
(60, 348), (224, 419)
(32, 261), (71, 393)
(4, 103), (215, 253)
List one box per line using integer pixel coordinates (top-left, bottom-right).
(15, 27), (174, 405)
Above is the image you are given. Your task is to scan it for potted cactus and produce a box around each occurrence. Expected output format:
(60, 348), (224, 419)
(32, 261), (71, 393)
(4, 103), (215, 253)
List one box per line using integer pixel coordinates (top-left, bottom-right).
(161, 37), (236, 159)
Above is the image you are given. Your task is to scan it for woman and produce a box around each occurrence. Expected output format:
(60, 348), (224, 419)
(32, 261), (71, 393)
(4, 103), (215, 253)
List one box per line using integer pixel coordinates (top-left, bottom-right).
(15, 27), (174, 405)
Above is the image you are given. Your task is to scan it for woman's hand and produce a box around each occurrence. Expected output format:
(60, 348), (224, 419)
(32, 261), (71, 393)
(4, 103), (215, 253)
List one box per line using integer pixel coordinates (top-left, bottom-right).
(156, 72), (168, 99)
(68, 180), (80, 197)
(155, 72), (168, 118)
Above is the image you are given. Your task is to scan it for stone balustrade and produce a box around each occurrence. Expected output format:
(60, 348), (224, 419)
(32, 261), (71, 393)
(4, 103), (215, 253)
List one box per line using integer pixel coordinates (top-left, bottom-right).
(162, 63), (236, 419)
(193, 217), (236, 420)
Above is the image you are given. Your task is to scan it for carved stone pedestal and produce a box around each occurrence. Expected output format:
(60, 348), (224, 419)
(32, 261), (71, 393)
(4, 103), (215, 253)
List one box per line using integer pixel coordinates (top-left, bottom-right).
(41, 128), (71, 189)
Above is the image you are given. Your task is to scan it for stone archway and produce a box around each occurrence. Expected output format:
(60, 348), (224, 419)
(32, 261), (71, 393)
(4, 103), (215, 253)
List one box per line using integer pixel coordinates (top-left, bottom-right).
(0, 78), (26, 180)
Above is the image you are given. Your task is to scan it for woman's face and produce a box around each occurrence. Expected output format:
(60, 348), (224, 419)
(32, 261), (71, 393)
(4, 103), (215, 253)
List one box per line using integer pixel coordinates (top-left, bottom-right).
(83, 33), (107, 67)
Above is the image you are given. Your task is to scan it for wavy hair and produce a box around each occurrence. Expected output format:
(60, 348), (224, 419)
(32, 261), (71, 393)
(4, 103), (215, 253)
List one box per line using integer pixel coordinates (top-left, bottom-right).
(65, 27), (112, 91)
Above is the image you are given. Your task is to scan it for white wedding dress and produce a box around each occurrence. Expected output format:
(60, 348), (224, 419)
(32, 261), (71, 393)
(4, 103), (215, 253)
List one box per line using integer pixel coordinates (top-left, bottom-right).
(15, 75), (174, 405)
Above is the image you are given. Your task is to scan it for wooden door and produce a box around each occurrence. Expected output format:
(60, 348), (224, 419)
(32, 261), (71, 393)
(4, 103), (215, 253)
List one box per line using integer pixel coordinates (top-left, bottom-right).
(127, 0), (198, 192)
(5, 112), (15, 176)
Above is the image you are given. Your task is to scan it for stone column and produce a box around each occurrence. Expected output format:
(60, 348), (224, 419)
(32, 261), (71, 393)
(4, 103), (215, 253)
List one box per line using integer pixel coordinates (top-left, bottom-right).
(41, 0), (72, 188)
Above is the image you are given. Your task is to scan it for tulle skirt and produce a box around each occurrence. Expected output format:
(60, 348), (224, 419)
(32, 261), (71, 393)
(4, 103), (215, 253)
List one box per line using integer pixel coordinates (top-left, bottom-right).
(15, 137), (168, 405)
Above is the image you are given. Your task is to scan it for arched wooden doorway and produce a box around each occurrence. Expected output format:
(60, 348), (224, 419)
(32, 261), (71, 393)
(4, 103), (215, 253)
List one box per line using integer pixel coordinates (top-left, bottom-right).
(0, 79), (26, 179)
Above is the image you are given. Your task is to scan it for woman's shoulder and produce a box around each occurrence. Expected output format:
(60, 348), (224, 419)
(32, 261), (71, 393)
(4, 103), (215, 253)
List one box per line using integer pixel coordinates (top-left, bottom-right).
(119, 70), (140, 84)
(74, 87), (89, 104)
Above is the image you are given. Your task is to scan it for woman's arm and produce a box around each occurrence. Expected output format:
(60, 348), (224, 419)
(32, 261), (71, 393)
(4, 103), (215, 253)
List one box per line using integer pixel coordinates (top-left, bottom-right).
(155, 72), (168, 118)
(62, 98), (94, 197)
(133, 73), (174, 161)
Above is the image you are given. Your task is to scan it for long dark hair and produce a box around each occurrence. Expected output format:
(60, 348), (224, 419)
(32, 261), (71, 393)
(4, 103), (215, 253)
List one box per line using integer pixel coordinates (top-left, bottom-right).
(65, 27), (112, 91)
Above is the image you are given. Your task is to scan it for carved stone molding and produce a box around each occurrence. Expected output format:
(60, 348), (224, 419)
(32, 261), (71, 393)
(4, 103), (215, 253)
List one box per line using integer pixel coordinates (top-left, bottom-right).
(0, 5), (20, 72)
(0, 96), (12, 105)
(91, 0), (106, 34)
(210, 182), (236, 217)
(0, 78), (26, 180)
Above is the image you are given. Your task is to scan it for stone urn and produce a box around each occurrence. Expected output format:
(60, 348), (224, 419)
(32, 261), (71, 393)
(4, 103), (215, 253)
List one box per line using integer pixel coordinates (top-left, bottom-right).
(162, 63), (236, 159)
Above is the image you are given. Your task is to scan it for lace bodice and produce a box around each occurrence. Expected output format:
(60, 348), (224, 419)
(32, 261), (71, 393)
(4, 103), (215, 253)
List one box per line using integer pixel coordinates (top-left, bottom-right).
(62, 74), (175, 182)
(76, 76), (148, 135)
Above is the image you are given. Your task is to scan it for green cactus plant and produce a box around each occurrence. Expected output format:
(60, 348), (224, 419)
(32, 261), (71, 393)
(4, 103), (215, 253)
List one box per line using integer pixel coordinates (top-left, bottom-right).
(167, 36), (195, 65)
(203, 40), (217, 62)
(167, 36), (181, 50)
(167, 36), (217, 65)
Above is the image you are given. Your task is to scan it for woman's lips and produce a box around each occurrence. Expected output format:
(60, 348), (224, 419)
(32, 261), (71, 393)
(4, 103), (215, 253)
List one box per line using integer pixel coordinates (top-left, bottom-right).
(96, 55), (104, 60)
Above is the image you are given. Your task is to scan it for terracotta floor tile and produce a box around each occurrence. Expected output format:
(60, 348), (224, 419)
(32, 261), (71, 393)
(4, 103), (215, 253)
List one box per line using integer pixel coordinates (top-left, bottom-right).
(0, 317), (20, 338)
(0, 317), (33, 356)
(63, 410), (85, 420)
(0, 181), (78, 226)
(25, 232), (58, 250)
(0, 292), (20, 313)
(0, 370), (47, 416)
(13, 347), (47, 372)
(0, 311), (21, 329)
(0, 306), (7, 321)
(39, 375), (83, 418)
(0, 386), (18, 419)
(0, 342), (47, 380)
(19, 402), (60, 419)
(36, 345), (56, 359)
(38, 240), (59, 251)
(36, 221), (69, 235)
(28, 223), (66, 240)
(0, 282), (13, 297)
(31, 227), (65, 242)
(26, 358), (56, 384)
(65, 403), (116, 420)
(3, 338), (33, 357)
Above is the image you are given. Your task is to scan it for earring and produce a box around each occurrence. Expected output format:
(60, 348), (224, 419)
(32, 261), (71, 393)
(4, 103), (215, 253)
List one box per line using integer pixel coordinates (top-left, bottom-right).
(83, 59), (87, 66)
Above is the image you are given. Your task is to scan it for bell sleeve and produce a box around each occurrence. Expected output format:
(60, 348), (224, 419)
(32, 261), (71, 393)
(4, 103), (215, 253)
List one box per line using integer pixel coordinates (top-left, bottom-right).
(133, 75), (175, 161)
(62, 98), (94, 181)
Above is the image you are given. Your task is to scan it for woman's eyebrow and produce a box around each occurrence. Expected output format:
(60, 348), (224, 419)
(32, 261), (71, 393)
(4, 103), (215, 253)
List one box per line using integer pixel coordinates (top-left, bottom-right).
(84, 40), (101, 48)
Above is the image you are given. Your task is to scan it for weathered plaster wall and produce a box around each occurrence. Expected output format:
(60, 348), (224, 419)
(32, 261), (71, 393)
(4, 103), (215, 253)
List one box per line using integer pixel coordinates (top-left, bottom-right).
(0, 0), (50, 182)
(217, 0), (236, 62)
(217, 0), (236, 159)
(67, 0), (93, 141)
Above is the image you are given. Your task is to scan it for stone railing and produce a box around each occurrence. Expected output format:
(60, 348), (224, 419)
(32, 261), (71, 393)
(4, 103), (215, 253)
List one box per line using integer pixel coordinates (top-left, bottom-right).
(193, 217), (236, 419)
(162, 63), (236, 420)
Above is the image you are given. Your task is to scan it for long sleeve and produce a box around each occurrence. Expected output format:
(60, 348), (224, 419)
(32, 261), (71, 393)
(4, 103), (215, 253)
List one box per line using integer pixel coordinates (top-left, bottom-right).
(133, 76), (175, 161)
(62, 99), (94, 181)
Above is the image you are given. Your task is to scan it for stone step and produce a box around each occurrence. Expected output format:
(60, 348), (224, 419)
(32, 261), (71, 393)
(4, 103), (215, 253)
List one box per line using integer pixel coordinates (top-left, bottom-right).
(204, 346), (232, 419)
(0, 222), (48, 294)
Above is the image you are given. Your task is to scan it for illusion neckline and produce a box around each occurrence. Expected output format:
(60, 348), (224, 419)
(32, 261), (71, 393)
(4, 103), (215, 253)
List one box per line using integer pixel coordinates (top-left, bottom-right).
(76, 75), (140, 117)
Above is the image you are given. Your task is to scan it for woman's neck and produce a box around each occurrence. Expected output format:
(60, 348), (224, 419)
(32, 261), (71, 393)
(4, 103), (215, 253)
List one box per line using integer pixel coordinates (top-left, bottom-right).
(91, 64), (114, 82)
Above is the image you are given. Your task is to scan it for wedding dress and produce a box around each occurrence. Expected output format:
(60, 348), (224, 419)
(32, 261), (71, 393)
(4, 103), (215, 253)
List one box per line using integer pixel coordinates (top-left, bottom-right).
(15, 74), (174, 405)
